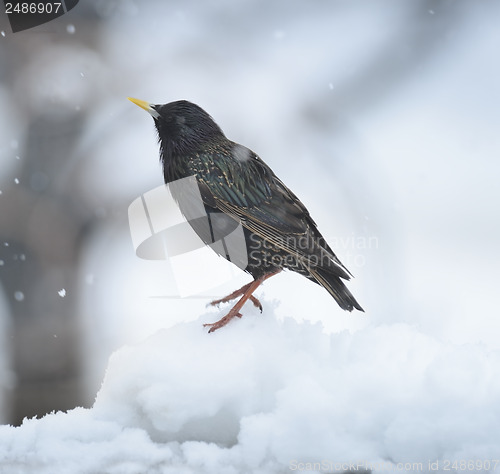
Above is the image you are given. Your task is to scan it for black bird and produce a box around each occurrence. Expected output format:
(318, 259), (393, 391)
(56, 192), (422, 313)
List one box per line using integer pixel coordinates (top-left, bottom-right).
(128, 98), (363, 332)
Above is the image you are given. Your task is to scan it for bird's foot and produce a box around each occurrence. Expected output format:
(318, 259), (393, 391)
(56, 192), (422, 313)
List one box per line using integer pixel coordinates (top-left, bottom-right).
(204, 271), (281, 333)
(203, 310), (243, 333)
(208, 282), (262, 312)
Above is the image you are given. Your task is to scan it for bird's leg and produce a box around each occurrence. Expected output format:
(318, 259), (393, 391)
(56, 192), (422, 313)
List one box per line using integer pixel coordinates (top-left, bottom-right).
(208, 281), (262, 311)
(204, 271), (280, 333)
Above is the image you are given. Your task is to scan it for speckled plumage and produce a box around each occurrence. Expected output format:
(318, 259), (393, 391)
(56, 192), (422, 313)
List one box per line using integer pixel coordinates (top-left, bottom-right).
(131, 98), (363, 330)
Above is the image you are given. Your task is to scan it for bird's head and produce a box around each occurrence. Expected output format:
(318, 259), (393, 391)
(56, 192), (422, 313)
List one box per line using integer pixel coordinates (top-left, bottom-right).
(128, 98), (225, 159)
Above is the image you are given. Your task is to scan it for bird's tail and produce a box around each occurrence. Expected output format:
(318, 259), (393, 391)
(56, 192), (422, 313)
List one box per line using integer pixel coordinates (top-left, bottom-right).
(310, 267), (364, 312)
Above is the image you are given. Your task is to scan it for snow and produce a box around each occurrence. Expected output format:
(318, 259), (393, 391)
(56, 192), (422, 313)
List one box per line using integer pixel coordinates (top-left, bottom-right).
(13, 291), (24, 302)
(1, 310), (499, 473)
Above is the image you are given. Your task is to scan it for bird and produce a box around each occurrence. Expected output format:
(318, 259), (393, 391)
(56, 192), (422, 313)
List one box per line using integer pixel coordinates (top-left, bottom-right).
(128, 98), (363, 332)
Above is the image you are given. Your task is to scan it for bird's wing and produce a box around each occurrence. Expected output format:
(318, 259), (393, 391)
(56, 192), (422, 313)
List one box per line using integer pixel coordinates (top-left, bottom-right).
(195, 143), (352, 280)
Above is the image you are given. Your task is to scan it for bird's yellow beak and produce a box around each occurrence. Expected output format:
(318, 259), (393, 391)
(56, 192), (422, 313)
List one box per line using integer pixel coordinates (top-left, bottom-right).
(127, 97), (160, 118)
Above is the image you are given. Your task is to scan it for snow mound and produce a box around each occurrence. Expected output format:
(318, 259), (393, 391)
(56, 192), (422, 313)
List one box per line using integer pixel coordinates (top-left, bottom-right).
(1, 311), (500, 473)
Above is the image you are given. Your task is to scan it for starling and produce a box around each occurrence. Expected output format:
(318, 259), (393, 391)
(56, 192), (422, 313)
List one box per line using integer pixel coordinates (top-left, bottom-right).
(128, 98), (364, 332)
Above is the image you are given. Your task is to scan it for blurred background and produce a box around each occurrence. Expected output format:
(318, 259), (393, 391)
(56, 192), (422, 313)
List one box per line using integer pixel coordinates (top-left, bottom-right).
(0, 0), (499, 425)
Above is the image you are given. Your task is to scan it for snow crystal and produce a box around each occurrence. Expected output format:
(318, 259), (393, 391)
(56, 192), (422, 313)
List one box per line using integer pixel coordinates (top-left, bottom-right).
(232, 144), (252, 163)
(14, 178), (19, 184)
(0, 31), (5, 37)
(58, 289), (66, 298)
(0, 315), (499, 473)
(66, 24), (76, 34)
(0, 260), (4, 266)
(13, 291), (24, 302)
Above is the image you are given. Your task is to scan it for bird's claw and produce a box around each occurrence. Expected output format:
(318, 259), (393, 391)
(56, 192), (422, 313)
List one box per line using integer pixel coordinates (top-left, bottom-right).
(208, 293), (262, 312)
(207, 298), (223, 308)
(204, 312), (242, 333)
(250, 295), (263, 312)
